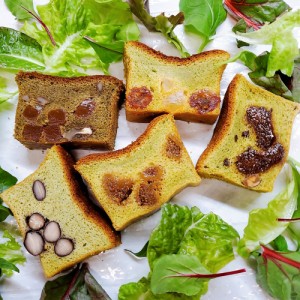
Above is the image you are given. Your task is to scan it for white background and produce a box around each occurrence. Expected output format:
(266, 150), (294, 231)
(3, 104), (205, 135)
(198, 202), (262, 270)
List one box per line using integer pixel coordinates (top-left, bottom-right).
(0, 0), (300, 299)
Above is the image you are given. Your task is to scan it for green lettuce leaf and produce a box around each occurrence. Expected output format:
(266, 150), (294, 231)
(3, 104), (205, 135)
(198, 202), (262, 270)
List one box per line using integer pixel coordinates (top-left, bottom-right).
(0, 27), (45, 72)
(235, 10), (300, 76)
(21, 0), (139, 75)
(179, 0), (227, 52)
(151, 254), (209, 296)
(119, 204), (239, 299)
(0, 77), (17, 112)
(238, 164), (298, 257)
(148, 204), (239, 272)
(118, 277), (200, 300)
(229, 50), (294, 100)
(256, 250), (300, 300)
(4, 0), (34, 20)
(0, 231), (25, 277)
(128, 0), (189, 57)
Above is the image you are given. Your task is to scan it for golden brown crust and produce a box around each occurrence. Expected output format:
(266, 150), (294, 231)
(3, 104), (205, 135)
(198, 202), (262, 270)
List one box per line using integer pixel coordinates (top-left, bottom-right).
(76, 114), (171, 166)
(124, 41), (229, 65)
(124, 41), (229, 124)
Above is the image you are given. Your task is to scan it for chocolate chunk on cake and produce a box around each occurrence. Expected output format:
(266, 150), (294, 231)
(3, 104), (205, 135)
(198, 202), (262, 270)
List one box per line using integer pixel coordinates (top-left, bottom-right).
(196, 74), (300, 192)
(14, 72), (124, 150)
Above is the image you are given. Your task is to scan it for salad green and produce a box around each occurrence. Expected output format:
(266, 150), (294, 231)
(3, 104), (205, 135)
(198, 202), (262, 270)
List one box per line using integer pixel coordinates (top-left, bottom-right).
(119, 204), (240, 299)
(128, 0), (189, 57)
(234, 10), (300, 77)
(4, 0), (34, 20)
(238, 160), (300, 300)
(180, 0), (227, 52)
(3, 0), (140, 75)
(0, 77), (17, 112)
(40, 263), (111, 300)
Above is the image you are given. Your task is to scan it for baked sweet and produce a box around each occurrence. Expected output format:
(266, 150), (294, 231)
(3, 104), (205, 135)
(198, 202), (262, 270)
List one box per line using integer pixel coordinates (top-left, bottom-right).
(123, 41), (230, 123)
(75, 114), (201, 230)
(196, 74), (300, 192)
(14, 71), (124, 150)
(0, 145), (120, 278)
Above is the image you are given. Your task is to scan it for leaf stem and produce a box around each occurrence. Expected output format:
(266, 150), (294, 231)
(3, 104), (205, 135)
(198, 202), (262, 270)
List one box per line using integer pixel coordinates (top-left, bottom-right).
(169, 268), (246, 279)
(20, 5), (56, 46)
(61, 264), (82, 300)
(277, 217), (300, 222)
(223, 0), (261, 30)
(261, 245), (300, 269)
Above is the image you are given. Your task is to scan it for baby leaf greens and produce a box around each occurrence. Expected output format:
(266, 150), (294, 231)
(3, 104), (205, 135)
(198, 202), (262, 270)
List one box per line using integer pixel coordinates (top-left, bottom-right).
(239, 159), (300, 300)
(4, 0), (34, 20)
(179, 0), (227, 52)
(233, 10), (300, 77)
(40, 263), (111, 300)
(3, 0), (140, 75)
(0, 77), (17, 112)
(119, 204), (241, 299)
(0, 27), (45, 72)
(128, 0), (189, 57)
(223, 0), (290, 30)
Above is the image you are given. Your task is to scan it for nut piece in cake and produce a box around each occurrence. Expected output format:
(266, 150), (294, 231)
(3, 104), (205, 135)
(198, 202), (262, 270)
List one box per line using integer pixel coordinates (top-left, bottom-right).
(14, 72), (124, 150)
(75, 114), (201, 231)
(123, 41), (230, 123)
(196, 74), (300, 192)
(0, 145), (120, 278)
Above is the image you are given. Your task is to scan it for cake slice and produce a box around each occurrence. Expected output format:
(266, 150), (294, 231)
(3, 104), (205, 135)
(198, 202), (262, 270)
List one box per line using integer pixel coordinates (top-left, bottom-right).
(124, 41), (230, 123)
(196, 74), (300, 192)
(75, 114), (201, 230)
(14, 71), (124, 150)
(0, 145), (120, 278)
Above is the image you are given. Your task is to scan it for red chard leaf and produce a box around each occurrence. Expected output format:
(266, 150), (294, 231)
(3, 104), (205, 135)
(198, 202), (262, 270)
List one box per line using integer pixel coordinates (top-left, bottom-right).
(223, 0), (291, 30)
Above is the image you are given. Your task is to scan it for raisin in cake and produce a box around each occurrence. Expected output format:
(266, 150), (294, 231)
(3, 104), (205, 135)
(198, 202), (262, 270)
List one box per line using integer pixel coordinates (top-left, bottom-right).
(196, 74), (300, 192)
(75, 114), (201, 230)
(0, 145), (120, 277)
(124, 41), (230, 123)
(14, 72), (124, 150)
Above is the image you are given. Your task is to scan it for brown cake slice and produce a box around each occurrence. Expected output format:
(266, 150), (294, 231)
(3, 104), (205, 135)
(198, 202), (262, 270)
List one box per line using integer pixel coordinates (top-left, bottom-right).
(14, 72), (124, 150)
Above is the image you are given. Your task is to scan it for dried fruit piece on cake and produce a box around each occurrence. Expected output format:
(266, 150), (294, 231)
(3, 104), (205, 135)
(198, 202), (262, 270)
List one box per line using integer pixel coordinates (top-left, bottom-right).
(124, 41), (230, 123)
(75, 114), (201, 230)
(0, 145), (120, 278)
(196, 74), (300, 192)
(14, 72), (124, 150)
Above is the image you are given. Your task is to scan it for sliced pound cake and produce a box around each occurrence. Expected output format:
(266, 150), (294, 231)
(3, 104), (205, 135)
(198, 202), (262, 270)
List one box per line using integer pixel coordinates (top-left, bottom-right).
(124, 41), (230, 124)
(14, 72), (124, 150)
(196, 74), (300, 192)
(0, 145), (120, 278)
(75, 114), (201, 230)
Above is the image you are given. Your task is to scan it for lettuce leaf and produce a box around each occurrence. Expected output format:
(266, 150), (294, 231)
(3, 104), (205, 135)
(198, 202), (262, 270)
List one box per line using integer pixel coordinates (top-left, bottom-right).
(4, 0), (34, 20)
(0, 77), (17, 112)
(0, 231), (25, 277)
(179, 0), (227, 52)
(148, 204), (239, 272)
(119, 204), (239, 299)
(128, 0), (189, 57)
(238, 164), (298, 257)
(0, 27), (45, 72)
(118, 277), (200, 300)
(21, 0), (139, 75)
(235, 10), (300, 76)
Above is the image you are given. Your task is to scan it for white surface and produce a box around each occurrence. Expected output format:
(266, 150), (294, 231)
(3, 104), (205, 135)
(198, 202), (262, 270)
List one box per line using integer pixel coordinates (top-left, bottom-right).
(0, 1), (299, 299)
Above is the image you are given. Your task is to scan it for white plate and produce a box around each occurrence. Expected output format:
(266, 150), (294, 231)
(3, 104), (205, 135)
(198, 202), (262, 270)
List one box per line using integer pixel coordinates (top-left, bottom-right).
(0, 1), (299, 299)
